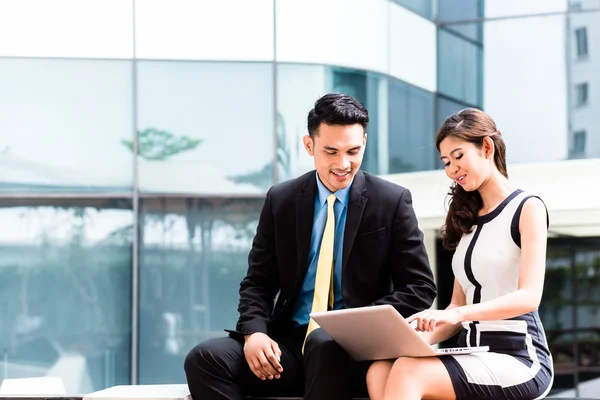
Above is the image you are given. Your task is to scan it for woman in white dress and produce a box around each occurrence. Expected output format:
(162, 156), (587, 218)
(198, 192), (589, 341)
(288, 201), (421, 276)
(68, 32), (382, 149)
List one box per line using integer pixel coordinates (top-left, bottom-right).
(366, 108), (554, 400)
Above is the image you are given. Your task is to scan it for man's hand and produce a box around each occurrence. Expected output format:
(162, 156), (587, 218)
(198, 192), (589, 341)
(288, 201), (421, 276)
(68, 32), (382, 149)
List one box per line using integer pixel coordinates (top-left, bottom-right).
(243, 332), (283, 381)
(407, 308), (465, 332)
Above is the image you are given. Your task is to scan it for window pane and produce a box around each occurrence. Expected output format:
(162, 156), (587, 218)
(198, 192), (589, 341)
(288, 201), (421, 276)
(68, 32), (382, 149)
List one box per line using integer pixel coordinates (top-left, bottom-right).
(0, 59), (134, 193)
(276, 64), (327, 180)
(388, 79), (435, 173)
(574, 240), (600, 397)
(575, 83), (589, 107)
(0, 199), (132, 393)
(542, 238), (600, 397)
(392, 0), (433, 20)
(571, 130), (587, 158)
(136, 62), (274, 195)
(438, 29), (482, 106)
(575, 28), (588, 58)
(437, 1), (483, 43)
(138, 197), (264, 384)
(542, 242), (576, 395)
(277, 64), (387, 180)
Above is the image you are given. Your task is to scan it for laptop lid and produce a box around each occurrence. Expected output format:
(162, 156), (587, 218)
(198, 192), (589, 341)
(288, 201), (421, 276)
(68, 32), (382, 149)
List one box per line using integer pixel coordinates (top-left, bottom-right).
(310, 304), (437, 360)
(310, 304), (487, 361)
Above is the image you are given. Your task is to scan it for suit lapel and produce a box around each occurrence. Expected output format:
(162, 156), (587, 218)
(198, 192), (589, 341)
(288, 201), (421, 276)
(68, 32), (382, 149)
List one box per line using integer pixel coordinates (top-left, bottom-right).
(342, 171), (367, 272)
(296, 172), (317, 282)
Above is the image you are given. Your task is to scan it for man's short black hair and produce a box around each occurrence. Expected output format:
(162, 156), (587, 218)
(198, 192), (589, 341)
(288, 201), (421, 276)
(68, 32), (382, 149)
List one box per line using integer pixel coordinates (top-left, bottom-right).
(307, 93), (369, 138)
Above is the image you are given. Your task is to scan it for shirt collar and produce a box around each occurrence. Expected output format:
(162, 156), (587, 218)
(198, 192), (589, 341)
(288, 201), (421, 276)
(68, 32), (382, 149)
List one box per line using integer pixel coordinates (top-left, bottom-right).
(315, 171), (352, 208)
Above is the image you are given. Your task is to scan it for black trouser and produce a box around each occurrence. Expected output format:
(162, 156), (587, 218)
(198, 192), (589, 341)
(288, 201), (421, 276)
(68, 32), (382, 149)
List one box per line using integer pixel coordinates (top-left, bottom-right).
(184, 326), (371, 400)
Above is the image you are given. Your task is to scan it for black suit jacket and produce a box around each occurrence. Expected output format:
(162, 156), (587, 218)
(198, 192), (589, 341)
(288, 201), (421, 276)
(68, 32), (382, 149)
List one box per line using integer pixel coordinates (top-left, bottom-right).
(230, 170), (436, 337)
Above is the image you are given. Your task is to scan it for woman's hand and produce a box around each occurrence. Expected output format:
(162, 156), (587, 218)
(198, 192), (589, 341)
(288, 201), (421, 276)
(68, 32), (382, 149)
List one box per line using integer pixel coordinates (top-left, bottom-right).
(407, 308), (465, 332)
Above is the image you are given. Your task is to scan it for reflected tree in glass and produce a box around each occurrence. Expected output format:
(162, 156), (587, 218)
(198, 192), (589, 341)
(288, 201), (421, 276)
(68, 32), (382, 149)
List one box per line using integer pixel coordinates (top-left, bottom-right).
(228, 113), (290, 188)
(122, 128), (203, 161)
(119, 126), (205, 241)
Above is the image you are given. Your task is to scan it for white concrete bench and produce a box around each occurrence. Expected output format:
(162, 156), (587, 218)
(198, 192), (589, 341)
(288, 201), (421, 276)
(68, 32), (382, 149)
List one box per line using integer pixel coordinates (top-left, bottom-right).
(0, 380), (587, 400)
(77, 384), (590, 400)
(84, 385), (191, 400)
(0, 377), (67, 395)
(82, 385), (369, 400)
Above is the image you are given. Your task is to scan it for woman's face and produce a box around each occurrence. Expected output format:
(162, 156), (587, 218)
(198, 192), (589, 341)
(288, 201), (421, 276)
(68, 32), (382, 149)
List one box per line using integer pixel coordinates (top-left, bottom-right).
(439, 136), (493, 192)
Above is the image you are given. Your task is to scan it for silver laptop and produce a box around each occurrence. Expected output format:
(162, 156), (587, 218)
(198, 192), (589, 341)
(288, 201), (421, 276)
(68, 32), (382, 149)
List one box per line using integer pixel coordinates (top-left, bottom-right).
(310, 304), (489, 361)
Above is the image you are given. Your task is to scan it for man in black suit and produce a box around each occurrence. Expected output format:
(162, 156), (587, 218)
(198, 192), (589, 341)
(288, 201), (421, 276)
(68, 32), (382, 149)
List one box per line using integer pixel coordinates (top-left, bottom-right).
(184, 93), (436, 400)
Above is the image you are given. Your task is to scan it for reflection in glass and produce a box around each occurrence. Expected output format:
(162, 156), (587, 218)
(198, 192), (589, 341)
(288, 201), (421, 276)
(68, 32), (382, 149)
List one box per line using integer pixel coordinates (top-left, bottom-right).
(573, 240), (600, 390)
(542, 243), (576, 395)
(138, 197), (264, 384)
(277, 64), (386, 180)
(0, 199), (133, 393)
(136, 61), (274, 195)
(438, 235), (600, 396)
(541, 237), (600, 396)
(438, 29), (482, 107)
(0, 58), (134, 193)
(388, 79), (435, 173)
(437, 1), (482, 43)
(276, 64), (327, 181)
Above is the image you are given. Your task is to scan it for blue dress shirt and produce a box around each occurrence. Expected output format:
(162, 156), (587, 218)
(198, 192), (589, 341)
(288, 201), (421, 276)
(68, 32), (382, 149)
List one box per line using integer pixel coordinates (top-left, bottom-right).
(292, 172), (352, 326)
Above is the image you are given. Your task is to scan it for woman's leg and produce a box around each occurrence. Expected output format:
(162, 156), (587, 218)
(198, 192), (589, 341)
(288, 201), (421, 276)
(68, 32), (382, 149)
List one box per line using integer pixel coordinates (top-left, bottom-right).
(383, 357), (456, 400)
(366, 360), (394, 400)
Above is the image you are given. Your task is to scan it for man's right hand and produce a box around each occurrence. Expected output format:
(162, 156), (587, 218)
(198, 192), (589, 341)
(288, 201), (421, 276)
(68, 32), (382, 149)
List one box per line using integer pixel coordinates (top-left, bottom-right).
(243, 332), (284, 381)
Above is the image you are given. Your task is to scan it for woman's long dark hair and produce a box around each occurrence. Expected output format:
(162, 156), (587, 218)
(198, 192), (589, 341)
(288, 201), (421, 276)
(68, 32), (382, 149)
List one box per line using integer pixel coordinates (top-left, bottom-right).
(435, 108), (508, 250)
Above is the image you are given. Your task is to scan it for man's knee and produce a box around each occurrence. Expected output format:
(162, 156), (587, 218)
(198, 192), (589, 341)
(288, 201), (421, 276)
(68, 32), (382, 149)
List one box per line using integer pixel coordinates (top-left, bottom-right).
(304, 328), (344, 360)
(184, 337), (242, 377)
(184, 341), (209, 375)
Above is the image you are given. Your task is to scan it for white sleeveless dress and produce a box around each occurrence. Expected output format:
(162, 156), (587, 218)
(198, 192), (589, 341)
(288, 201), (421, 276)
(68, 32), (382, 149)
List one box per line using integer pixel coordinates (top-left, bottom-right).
(438, 190), (554, 399)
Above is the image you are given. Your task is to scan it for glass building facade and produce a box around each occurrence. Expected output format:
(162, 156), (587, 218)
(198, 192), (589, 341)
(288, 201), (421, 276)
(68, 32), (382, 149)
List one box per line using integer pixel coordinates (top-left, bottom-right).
(0, 0), (598, 397)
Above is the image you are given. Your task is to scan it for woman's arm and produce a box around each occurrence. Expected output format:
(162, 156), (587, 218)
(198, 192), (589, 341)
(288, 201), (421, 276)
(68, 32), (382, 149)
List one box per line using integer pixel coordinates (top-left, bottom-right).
(455, 197), (548, 321)
(419, 278), (466, 345)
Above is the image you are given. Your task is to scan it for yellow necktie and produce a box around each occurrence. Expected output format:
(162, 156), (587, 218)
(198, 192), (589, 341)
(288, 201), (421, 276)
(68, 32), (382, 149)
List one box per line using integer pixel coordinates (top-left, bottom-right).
(303, 193), (336, 354)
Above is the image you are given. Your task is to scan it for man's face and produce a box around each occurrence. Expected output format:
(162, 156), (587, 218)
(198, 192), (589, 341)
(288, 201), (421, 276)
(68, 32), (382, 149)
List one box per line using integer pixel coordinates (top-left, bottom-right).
(303, 123), (367, 192)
